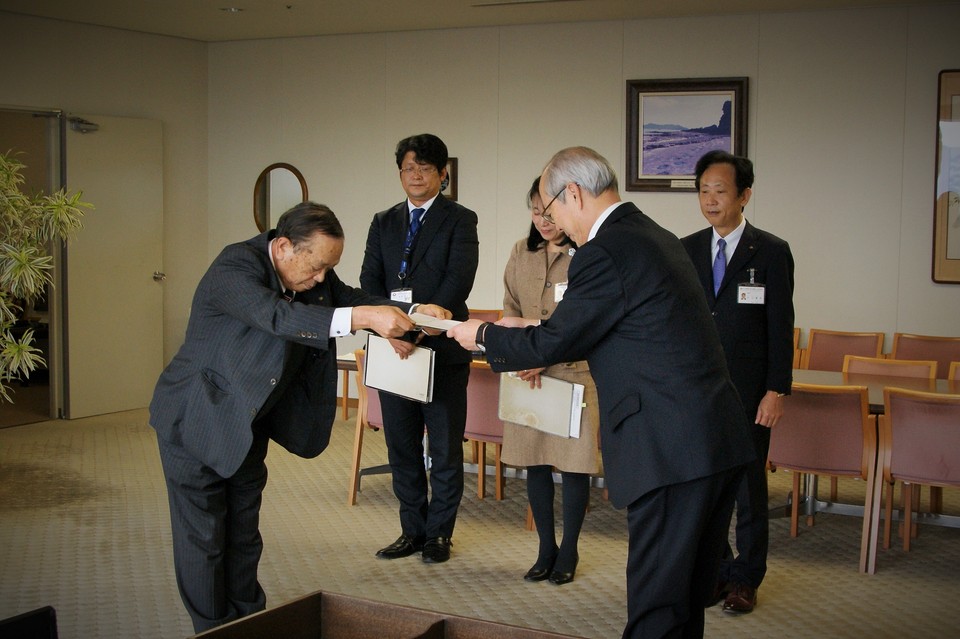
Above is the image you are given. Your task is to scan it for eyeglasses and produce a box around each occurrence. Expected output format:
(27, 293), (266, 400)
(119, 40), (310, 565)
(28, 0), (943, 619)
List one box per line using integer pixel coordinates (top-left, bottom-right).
(400, 164), (438, 177)
(540, 186), (566, 224)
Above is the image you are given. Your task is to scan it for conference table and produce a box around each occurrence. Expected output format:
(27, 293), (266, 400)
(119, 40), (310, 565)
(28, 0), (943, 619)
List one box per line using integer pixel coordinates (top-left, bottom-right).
(775, 369), (960, 531)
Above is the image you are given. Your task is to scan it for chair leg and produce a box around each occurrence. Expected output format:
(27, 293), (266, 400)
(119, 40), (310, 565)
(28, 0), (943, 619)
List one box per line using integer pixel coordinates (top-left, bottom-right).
(903, 482), (914, 552)
(883, 481), (894, 550)
(790, 472), (801, 537)
(477, 441), (487, 499)
(494, 443), (504, 501)
(525, 503), (536, 531)
(347, 415), (365, 506)
(471, 440), (479, 464)
(930, 486), (943, 514)
(830, 474), (839, 502)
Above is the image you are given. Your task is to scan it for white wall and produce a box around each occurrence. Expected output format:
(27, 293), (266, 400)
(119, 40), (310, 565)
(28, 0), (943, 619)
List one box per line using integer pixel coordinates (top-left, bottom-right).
(4, 4), (959, 366)
(208, 3), (960, 352)
(0, 13), (208, 361)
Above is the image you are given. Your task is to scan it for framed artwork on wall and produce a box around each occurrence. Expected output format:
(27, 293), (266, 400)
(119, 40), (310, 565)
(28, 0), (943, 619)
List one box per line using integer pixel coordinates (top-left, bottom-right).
(441, 157), (458, 201)
(934, 69), (960, 283)
(625, 77), (748, 192)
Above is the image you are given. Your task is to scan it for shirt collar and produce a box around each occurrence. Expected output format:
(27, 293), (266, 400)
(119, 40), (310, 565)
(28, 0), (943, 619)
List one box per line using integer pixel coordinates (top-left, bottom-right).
(587, 202), (626, 242)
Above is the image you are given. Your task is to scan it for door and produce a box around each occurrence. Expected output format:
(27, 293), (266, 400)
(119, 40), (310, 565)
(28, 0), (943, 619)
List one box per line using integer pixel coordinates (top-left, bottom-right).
(64, 114), (164, 418)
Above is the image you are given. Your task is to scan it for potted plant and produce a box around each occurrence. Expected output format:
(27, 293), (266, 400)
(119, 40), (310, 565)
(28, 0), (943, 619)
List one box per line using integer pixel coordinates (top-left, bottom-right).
(1, 150), (90, 402)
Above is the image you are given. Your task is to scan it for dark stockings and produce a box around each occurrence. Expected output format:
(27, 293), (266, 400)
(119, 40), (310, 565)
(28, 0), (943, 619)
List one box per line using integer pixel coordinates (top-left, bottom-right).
(526, 465), (590, 574)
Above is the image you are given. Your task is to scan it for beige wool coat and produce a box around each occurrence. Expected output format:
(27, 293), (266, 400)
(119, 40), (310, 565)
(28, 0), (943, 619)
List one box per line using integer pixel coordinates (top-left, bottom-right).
(499, 238), (600, 473)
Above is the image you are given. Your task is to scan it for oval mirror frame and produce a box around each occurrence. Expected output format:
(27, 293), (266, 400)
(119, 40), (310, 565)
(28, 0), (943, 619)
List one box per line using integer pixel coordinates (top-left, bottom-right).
(253, 162), (309, 232)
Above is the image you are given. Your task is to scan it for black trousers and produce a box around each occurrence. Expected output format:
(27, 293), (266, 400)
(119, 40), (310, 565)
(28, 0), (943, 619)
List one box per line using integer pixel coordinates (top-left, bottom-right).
(718, 423), (771, 588)
(622, 465), (745, 639)
(380, 361), (469, 539)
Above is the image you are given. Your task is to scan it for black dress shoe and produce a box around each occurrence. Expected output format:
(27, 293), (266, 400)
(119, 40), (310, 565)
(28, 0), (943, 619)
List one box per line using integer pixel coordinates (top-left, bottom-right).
(375, 534), (424, 560)
(523, 555), (556, 582)
(421, 537), (452, 564)
(549, 554), (578, 585)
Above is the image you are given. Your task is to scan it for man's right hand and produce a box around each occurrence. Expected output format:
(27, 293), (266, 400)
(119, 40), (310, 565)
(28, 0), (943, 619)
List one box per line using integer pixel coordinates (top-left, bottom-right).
(351, 306), (416, 338)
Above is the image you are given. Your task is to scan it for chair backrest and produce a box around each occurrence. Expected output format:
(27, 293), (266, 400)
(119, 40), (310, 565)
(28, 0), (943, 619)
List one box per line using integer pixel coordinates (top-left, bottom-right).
(842, 355), (936, 380)
(767, 382), (873, 478)
(880, 387), (960, 487)
(891, 333), (960, 379)
(463, 363), (504, 443)
(950, 361), (960, 382)
(469, 309), (503, 323)
(801, 328), (884, 371)
(354, 349), (383, 430)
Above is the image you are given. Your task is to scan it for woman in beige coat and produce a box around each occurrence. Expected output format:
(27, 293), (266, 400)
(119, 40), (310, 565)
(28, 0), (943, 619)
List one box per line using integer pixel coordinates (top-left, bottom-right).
(499, 177), (600, 585)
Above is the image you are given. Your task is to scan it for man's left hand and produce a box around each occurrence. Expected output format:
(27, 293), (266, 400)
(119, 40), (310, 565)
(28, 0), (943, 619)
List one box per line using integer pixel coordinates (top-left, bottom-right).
(755, 390), (784, 427)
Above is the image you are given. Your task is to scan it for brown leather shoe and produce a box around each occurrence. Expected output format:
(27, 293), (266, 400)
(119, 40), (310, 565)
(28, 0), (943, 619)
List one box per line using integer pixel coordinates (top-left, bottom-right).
(709, 580), (730, 607)
(722, 583), (757, 615)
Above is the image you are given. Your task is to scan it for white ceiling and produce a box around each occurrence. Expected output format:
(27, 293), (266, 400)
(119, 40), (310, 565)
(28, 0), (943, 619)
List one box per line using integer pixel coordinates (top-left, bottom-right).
(0, 0), (934, 42)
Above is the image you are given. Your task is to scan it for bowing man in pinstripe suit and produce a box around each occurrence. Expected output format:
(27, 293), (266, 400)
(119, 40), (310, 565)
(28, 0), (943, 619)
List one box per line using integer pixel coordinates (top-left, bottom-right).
(149, 202), (449, 632)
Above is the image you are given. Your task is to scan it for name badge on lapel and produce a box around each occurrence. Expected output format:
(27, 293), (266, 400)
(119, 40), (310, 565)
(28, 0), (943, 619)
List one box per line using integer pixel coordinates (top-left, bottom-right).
(554, 281), (568, 303)
(391, 288), (413, 304)
(738, 268), (765, 305)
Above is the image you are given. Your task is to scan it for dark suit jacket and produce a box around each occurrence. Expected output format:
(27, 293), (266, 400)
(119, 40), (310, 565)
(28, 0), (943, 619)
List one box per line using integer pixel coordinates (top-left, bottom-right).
(360, 193), (479, 365)
(150, 230), (399, 478)
(681, 221), (795, 414)
(484, 202), (754, 509)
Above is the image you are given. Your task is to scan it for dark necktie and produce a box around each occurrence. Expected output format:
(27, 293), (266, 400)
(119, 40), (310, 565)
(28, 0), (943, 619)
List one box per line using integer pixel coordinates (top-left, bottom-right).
(713, 238), (726, 296)
(410, 208), (425, 236)
(399, 208), (425, 280)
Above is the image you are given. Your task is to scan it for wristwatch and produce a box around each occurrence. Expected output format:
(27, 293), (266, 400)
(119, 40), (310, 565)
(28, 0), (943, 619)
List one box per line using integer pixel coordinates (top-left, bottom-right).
(475, 322), (490, 353)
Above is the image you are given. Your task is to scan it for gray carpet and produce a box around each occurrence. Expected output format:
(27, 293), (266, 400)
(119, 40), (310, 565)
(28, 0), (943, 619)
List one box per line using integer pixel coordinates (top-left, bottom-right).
(1, 409), (959, 638)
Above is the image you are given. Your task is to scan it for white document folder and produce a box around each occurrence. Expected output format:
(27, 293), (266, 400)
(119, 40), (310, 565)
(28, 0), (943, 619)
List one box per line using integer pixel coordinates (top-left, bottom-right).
(362, 333), (435, 403)
(497, 372), (584, 438)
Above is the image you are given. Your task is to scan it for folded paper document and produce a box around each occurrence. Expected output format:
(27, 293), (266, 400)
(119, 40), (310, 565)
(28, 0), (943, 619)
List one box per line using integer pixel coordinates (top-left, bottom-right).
(498, 372), (584, 438)
(408, 312), (461, 332)
(363, 333), (435, 403)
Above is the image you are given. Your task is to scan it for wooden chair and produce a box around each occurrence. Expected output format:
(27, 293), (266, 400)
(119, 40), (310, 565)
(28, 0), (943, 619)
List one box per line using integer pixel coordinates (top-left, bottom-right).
(950, 361), (960, 382)
(793, 327), (802, 369)
(842, 355), (936, 379)
(766, 382), (878, 573)
(464, 362), (505, 500)
(891, 333), (960, 379)
(468, 308), (503, 323)
(347, 349), (391, 505)
(869, 388), (960, 573)
(800, 328), (884, 371)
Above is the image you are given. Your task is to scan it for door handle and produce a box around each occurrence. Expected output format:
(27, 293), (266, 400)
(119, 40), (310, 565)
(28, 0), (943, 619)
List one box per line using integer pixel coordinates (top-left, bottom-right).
(153, 271), (166, 282)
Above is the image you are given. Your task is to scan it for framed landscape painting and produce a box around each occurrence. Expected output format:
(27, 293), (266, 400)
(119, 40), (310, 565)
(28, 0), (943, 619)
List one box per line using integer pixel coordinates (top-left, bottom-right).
(626, 77), (748, 192)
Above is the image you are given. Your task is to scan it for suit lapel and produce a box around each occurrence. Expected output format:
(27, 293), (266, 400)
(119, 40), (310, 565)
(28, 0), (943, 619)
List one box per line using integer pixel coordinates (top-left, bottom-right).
(719, 221), (761, 296)
(408, 194), (450, 275)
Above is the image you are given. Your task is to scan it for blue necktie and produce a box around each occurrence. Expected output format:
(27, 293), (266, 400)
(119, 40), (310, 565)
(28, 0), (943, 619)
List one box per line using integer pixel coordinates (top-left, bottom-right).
(399, 208), (425, 280)
(409, 208), (424, 237)
(713, 238), (726, 296)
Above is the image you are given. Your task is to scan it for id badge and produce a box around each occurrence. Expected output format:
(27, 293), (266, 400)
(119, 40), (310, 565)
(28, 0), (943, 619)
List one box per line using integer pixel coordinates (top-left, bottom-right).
(738, 283), (765, 305)
(554, 281), (568, 303)
(391, 288), (413, 304)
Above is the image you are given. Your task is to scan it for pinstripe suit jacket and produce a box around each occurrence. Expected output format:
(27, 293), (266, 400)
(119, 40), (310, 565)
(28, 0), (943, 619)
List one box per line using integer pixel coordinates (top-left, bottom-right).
(149, 230), (399, 478)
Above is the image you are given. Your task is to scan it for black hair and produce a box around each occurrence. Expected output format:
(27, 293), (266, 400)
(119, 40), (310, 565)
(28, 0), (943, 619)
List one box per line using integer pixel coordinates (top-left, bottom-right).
(694, 150), (754, 194)
(275, 201), (344, 247)
(524, 176), (576, 252)
(395, 133), (448, 172)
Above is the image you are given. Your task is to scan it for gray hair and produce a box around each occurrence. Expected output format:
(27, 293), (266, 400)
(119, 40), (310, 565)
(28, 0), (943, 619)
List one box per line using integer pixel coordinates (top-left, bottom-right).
(542, 146), (618, 202)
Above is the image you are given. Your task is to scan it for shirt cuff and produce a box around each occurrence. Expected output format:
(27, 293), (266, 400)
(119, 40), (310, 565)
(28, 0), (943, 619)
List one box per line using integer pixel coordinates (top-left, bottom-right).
(330, 307), (353, 337)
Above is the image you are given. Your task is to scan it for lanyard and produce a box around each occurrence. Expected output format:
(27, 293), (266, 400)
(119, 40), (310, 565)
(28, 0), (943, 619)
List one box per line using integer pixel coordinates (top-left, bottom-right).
(398, 208), (424, 280)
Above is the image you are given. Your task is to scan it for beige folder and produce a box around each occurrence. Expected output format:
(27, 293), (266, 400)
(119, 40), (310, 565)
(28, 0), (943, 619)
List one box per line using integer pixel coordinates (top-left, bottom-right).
(362, 334), (435, 403)
(497, 372), (584, 438)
